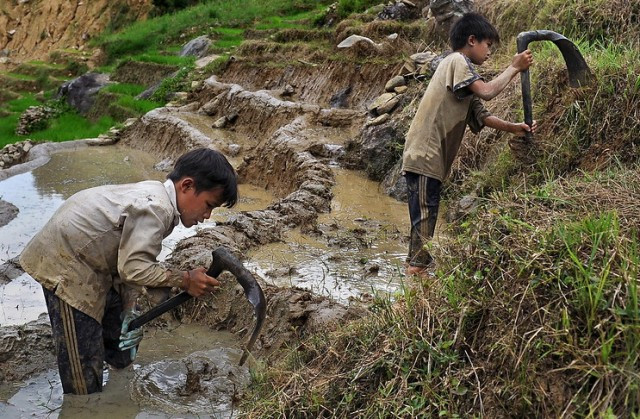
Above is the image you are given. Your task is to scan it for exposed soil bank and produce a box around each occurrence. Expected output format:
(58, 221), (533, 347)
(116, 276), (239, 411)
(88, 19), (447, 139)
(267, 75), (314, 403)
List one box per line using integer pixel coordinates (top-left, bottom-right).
(219, 60), (402, 109)
(0, 199), (18, 228)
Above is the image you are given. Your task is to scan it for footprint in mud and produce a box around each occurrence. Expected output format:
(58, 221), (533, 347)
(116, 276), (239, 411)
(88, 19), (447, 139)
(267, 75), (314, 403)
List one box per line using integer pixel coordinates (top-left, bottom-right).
(131, 348), (250, 415)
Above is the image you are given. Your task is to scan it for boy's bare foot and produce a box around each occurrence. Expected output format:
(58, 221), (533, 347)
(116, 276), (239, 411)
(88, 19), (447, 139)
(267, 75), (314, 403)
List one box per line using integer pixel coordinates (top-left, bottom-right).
(406, 265), (429, 277)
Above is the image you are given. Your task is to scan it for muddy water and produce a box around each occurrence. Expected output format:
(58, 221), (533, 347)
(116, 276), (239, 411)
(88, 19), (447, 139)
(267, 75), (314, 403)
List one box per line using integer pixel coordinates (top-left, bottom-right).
(247, 168), (409, 301)
(0, 146), (164, 267)
(0, 324), (246, 418)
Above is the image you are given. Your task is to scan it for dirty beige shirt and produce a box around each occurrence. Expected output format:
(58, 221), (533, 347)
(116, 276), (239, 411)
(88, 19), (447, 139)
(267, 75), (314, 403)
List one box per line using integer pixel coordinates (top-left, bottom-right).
(402, 52), (492, 181)
(20, 179), (183, 322)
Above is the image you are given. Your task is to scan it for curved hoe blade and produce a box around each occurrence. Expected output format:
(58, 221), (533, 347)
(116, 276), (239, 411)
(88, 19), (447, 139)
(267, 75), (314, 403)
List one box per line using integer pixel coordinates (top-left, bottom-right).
(207, 247), (267, 366)
(129, 247), (267, 367)
(517, 30), (592, 87)
(516, 30), (592, 140)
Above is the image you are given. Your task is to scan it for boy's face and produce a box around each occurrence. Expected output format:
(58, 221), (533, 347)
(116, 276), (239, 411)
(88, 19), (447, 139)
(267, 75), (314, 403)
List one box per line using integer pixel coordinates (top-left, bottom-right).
(175, 177), (225, 227)
(467, 36), (493, 65)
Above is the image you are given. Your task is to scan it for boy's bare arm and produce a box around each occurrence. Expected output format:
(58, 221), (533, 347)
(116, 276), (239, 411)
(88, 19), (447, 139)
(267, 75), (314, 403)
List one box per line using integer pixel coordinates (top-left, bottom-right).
(469, 50), (533, 101)
(484, 116), (537, 137)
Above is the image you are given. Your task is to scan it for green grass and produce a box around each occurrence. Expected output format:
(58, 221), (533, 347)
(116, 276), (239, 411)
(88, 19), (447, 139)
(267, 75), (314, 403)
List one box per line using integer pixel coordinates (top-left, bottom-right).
(1, 72), (38, 81)
(94, 0), (332, 62)
(0, 94), (115, 147)
(4, 95), (40, 113)
(254, 9), (321, 30)
(0, 111), (116, 147)
(211, 28), (245, 51)
(243, 167), (640, 417)
(115, 95), (161, 114)
(102, 83), (147, 96)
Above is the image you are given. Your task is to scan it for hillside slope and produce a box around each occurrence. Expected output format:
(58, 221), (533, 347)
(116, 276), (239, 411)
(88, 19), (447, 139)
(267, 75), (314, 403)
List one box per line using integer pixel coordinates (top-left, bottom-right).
(0, 0), (151, 65)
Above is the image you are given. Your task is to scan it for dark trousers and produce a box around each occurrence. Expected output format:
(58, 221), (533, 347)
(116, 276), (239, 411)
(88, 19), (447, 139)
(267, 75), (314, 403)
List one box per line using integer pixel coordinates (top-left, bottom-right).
(42, 286), (133, 394)
(405, 172), (442, 267)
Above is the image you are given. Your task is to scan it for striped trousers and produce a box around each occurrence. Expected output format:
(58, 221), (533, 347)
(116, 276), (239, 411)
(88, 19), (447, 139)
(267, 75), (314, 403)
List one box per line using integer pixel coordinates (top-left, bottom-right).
(405, 172), (442, 267)
(42, 286), (134, 394)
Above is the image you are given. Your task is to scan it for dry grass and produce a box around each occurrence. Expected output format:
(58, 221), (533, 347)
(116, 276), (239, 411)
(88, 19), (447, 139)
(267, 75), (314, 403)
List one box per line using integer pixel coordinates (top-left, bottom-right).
(244, 168), (640, 417)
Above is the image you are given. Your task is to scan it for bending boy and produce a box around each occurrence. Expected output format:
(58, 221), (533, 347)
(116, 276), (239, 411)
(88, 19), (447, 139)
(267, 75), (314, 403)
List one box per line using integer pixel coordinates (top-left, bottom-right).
(19, 147), (237, 394)
(402, 13), (537, 275)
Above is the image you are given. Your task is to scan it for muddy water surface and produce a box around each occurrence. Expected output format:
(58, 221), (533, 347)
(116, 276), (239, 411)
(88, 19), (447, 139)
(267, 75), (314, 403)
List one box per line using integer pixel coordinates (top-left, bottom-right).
(0, 146), (269, 417)
(247, 168), (409, 301)
(0, 324), (246, 418)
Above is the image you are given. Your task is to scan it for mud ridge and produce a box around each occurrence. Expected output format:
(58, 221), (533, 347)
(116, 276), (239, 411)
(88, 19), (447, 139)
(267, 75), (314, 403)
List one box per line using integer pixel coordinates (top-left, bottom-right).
(0, 315), (55, 383)
(219, 60), (402, 109)
(193, 76), (365, 143)
(119, 105), (213, 159)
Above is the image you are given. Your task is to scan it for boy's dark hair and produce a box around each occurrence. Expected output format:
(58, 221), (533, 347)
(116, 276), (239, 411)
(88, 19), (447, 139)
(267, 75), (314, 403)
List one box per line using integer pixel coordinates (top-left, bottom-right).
(168, 147), (238, 208)
(449, 12), (500, 51)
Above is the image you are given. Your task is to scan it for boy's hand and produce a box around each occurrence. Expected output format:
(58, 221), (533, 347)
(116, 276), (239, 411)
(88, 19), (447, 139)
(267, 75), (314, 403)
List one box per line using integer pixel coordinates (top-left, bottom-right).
(512, 49), (534, 72)
(512, 120), (538, 137)
(181, 267), (221, 297)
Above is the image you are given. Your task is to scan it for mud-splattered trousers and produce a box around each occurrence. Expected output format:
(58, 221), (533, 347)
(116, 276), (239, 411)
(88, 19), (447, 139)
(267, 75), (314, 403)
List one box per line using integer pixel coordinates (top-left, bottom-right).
(405, 172), (442, 267)
(42, 286), (134, 394)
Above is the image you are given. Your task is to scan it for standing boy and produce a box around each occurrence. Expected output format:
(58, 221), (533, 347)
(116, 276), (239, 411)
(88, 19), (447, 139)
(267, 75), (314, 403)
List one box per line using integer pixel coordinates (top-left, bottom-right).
(402, 13), (537, 275)
(19, 147), (237, 394)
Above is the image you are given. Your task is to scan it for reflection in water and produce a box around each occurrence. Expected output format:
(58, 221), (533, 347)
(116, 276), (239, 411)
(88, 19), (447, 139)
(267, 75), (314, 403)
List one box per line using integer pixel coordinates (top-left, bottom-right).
(0, 146), (165, 266)
(30, 146), (164, 199)
(0, 273), (45, 327)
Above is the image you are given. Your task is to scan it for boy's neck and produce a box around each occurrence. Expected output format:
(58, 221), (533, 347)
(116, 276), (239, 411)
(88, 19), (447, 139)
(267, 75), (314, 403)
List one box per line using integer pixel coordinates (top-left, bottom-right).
(455, 46), (471, 59)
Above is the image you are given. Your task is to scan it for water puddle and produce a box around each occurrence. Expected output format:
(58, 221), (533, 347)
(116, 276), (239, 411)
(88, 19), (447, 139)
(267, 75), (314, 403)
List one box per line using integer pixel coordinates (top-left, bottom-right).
(0, 272), (45, 327)
(247, 168), (409, 302)
(0, 324), (246, 418)
(0, 146), (164, 266)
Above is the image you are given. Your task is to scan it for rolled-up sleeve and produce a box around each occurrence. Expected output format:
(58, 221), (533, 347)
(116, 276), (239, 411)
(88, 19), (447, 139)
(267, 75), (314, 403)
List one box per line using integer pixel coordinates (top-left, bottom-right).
(117, 201), (183, 288)
(467, 96), (492, 134)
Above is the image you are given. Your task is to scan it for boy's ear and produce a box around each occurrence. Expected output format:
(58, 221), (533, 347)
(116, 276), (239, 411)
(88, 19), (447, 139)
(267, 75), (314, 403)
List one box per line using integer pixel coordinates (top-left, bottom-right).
(467, 35), (477, 46)
(177, 177), (195, 193)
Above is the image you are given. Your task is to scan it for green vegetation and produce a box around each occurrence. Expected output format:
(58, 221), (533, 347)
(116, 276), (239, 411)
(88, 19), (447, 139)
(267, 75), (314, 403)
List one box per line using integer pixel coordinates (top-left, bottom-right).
(94, 0), (333, 62)
(0, 95), (116, 147)
(102, 83), (147, 97)
(234, 0), (640, 417)
(244, 167), (640, 417)
(115, 96), (161, 114)
(149, 66), (192, 102)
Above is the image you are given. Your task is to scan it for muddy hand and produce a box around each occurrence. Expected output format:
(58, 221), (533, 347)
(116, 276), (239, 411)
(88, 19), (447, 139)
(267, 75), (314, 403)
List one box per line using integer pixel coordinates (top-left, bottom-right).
(119, 308), (143, 359)
(182, 267), (221, 297)
(512, 49), (534, 72)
